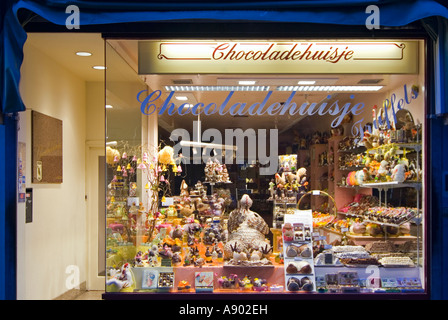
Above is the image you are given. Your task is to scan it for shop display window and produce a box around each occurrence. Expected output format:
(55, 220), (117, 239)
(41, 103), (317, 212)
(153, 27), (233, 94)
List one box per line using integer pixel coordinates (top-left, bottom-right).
(104, 39), (426, 296)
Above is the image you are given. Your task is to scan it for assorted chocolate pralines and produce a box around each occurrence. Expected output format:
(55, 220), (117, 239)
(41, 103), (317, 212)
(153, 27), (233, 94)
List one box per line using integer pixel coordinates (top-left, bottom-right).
(158, 272), (174, 288)
(345, 202), (417, 225)
(339, 257), (380, 266)
(364, 207), (418, 225)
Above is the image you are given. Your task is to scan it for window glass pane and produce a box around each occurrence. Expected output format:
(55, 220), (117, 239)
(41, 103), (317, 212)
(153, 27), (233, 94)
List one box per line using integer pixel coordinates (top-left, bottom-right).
(105, 39), (426, 295)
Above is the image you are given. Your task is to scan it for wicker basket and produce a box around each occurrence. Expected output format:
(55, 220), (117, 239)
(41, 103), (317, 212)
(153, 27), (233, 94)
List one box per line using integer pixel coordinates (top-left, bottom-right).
(297, 190), (337, 226)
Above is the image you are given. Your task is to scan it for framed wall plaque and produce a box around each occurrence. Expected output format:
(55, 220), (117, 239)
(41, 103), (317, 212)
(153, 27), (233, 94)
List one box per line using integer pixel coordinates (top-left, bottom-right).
(32, 110), (63, 183)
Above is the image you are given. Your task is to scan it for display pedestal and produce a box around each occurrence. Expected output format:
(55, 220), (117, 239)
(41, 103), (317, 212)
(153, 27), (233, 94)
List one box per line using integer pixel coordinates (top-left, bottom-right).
(315, 265), (423, 293)
(282, 210), (316, 292)
(131, 264), (285, 293)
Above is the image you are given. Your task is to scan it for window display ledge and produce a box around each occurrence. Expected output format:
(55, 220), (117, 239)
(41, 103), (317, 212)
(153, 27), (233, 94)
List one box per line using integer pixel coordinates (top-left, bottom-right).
(102, 291), (428, 300)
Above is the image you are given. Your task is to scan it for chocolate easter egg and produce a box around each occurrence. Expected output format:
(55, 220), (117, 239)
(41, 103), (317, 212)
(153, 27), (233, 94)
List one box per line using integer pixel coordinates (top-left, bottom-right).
(287, 277), (300, 291)
(301, 277), (314, 292)
(286, 246), (298, 257)
(299, 244), (312, 258)
(286, 263), (298, 274)
(297, 261), (312, 274)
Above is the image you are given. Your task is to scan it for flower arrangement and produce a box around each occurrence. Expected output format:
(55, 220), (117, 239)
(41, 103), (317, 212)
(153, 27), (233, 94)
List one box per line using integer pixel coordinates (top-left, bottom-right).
(106, 141), (185, 243)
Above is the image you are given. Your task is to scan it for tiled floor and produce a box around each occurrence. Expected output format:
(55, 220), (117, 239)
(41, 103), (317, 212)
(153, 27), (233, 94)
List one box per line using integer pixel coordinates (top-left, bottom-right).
(74, 290), (104, 300)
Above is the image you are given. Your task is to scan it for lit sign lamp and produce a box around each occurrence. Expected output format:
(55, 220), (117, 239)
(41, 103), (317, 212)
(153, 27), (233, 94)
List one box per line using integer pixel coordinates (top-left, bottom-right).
(165, 85), (382, 92)
(179, 140), (238, 151)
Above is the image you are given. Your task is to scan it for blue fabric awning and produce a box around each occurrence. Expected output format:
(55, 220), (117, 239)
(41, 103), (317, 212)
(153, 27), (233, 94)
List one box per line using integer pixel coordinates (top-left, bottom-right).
(12, 0), (448, 26)
(2, 0), (448, 113)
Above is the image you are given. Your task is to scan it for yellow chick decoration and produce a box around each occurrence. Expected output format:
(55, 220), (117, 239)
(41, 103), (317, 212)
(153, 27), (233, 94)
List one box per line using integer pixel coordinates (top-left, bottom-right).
(106, 147), (120, 165)
(158, 146), (174, 165)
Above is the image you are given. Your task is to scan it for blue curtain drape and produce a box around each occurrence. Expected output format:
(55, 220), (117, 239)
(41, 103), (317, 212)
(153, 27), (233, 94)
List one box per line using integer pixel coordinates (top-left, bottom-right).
(1, 3), (26, 114)
(426, 17), (448, 115)
(12, 0), (448, 26)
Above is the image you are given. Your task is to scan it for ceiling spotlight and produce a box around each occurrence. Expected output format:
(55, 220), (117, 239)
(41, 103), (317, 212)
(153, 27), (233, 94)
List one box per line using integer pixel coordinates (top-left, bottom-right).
(175, 96), (188, 101)
(106, 104), (113, 109)
(93, 65), (106, 70)
(76, 51), (92, 57)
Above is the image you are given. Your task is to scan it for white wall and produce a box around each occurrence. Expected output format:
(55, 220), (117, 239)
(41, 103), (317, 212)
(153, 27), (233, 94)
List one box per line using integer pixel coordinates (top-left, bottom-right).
(18, 41), (87, 300)
(86, 82), (105, 144)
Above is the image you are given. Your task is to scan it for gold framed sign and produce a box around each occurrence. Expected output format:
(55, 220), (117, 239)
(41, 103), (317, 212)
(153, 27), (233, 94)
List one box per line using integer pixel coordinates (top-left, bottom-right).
(32, 111), (63, 184)
(138, 40), (419, 74)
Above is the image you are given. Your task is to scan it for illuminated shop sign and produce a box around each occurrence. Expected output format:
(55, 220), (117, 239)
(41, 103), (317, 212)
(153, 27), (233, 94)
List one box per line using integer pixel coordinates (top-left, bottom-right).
(138, 40), (418, 74)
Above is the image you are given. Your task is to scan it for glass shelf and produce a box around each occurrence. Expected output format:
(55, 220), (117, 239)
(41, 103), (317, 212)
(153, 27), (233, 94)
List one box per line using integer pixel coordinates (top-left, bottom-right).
(366, 143), (422, 155)
(360, 181), (421, 190)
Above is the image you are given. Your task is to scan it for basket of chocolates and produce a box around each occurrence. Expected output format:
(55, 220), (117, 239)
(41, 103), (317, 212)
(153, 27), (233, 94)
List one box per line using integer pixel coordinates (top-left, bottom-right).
(298, 190), (337, 227)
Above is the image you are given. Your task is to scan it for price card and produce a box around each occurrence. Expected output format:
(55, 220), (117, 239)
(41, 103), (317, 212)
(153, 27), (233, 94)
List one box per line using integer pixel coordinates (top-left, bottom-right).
(285, 209), (313, 226)
(127, 197), (139, 206)
(161, 197), (174, 206)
